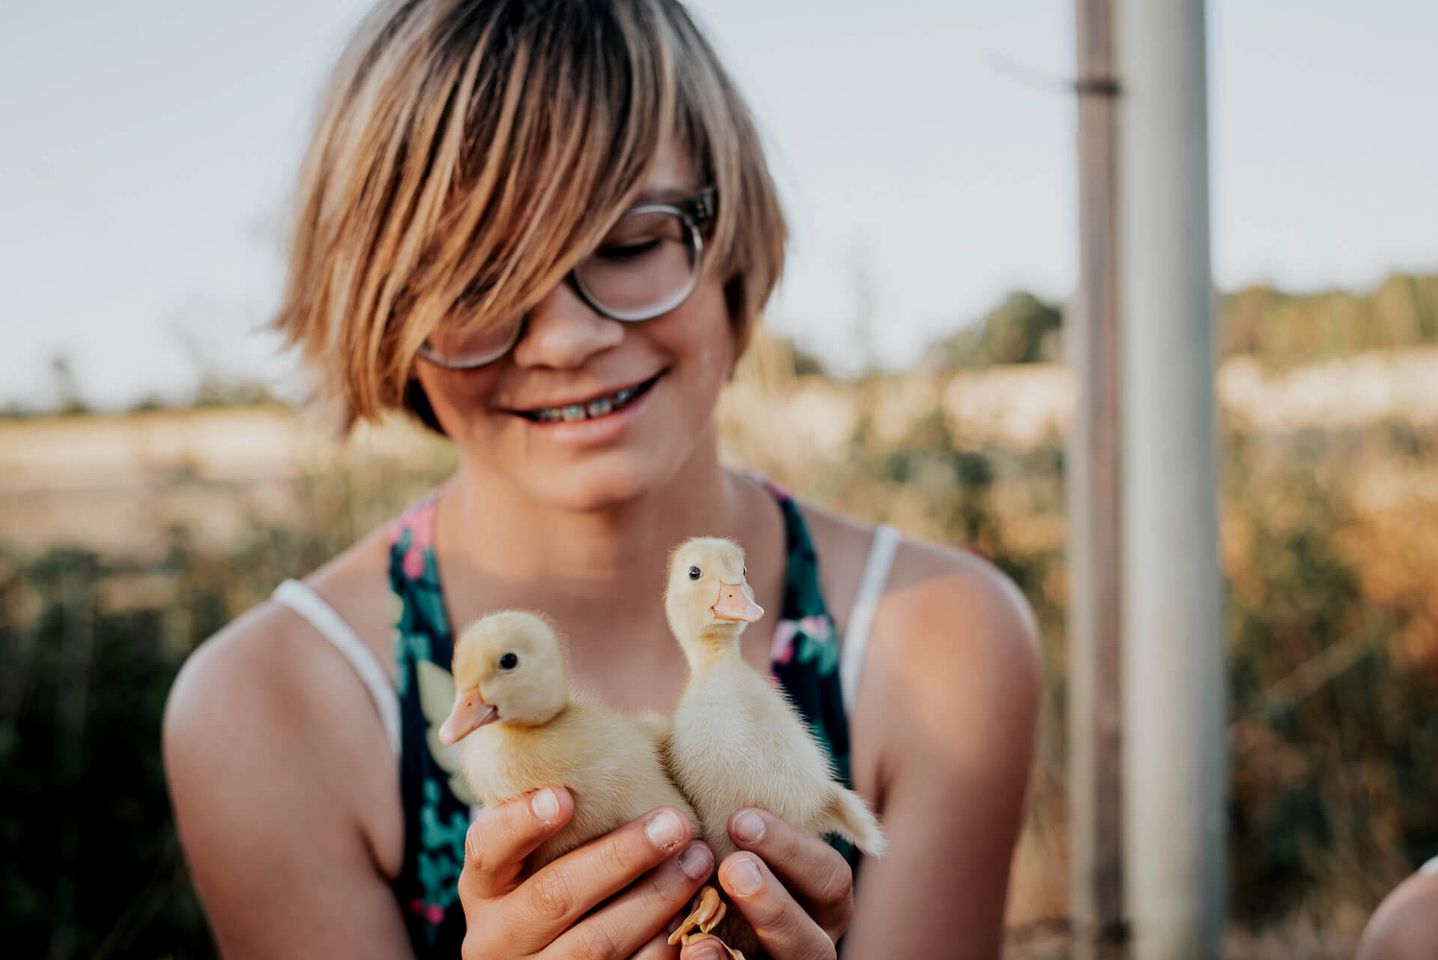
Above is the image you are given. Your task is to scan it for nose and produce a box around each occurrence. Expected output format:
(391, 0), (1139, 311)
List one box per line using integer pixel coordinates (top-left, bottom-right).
(509, 280), (625, 369)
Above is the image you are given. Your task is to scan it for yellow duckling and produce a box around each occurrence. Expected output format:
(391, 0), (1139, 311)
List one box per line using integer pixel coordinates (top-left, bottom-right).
(438, 609), (699, 870)
(663, 538), (887, 956)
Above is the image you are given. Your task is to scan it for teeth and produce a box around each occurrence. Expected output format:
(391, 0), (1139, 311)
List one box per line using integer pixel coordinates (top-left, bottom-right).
(529, 378), (651, 423)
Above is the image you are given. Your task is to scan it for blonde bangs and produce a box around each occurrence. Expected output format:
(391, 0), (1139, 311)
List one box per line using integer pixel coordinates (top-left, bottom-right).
(273, 0), (786, 430)
(666, 6), (787, 354)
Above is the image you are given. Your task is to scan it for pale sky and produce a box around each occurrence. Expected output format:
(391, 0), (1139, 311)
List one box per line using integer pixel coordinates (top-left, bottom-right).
(2, 1), (1435, 409)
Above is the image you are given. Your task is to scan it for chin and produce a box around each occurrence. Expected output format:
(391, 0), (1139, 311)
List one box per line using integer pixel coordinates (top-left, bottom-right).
(524, 452), (676, 513)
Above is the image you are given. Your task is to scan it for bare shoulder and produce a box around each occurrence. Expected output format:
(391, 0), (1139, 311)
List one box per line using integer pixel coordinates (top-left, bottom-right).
(798, 504), (1042, 957)
(873, 530), (1041, 791)
(1357, 871), (1438, 960)
(880, 532), (1040, 689)
(164, 522), (396, 759)
(796, 498), (1040, 682)
(796, 496), (1040, 780)
(162, 525), (409, 956)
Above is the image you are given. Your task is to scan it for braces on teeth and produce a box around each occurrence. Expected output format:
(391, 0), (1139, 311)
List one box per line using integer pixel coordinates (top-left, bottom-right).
(532, 385), (640, 423)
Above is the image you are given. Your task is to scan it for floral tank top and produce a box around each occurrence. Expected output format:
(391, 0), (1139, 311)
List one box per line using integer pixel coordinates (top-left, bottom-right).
(386, 480), (859, 957)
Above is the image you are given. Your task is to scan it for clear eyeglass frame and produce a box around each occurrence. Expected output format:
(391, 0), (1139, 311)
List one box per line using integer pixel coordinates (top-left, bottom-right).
(416, 186), (718, 371)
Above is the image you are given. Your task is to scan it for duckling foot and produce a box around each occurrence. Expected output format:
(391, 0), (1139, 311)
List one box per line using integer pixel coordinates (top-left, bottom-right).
(668, 886), (728, 944)
(666, 887), (749, 959)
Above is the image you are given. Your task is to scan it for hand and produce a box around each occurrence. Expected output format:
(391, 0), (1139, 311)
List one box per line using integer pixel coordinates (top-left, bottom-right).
(458, 786), (716, 959)
(679, 808), (855, 960)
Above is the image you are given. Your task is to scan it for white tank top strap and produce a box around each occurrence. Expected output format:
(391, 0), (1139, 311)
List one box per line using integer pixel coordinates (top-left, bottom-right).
(840, 523), (901, 712)
(272, 578), (401, 756)
(1422, 856), (1438, 877)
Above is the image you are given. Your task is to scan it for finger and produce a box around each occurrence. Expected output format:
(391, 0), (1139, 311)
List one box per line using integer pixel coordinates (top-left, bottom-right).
(460, 787), (575, 902)
(631, 926), (684, 960)
(541, 840), (712, 959)
(718, 853), (836, 960)
(678, 937), (729, 960)
(516, 807), (696, 944)
(727, 808), (854, 933)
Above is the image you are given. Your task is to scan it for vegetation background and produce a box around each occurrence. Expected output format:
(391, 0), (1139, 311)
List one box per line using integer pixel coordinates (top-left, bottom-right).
(4, 272), (1438, 957)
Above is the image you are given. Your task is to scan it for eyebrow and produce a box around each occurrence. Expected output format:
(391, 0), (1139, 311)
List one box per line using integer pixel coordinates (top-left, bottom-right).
(630, 184), (703, 204)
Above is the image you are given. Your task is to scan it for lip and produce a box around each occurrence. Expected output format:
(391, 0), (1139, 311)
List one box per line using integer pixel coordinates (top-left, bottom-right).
(520, 371), (663, 448)
(503, 372), (664, 417)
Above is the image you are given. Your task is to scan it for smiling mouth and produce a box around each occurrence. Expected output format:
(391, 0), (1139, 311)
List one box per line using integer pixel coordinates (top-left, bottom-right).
(516, 372), (663, 423)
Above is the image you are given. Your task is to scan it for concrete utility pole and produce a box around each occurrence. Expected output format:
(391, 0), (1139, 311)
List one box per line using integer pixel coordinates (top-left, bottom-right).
(1067, 0), (1124, 957)
(1117, 0), (1227, 957)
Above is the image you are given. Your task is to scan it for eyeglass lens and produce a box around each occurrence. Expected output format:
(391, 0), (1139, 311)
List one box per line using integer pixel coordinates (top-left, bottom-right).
(573, 208), (697, 316)
(423, 206), (699, 368)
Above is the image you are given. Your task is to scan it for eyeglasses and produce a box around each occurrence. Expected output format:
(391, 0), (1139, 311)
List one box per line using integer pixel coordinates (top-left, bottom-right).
(417, 187), (717, 370)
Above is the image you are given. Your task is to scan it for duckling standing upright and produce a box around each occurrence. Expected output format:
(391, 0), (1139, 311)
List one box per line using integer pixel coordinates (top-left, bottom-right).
(438, 610), (699, 871)
(663, 538), (886, 956)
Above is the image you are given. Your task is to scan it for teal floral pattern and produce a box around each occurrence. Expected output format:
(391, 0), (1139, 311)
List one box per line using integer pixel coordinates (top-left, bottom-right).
(388, 481), (858, 957)
(760, 477), (858, 848)
(389, 496), (472, 949)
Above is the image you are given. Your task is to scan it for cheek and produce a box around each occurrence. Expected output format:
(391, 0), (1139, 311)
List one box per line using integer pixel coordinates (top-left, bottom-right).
(412, 365), (502, 436)
(659, 282), (738, 390)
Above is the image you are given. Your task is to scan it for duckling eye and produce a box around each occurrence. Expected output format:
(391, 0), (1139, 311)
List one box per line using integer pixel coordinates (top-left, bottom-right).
(498, 652), (519, 671)
(688, 566), (702, 581)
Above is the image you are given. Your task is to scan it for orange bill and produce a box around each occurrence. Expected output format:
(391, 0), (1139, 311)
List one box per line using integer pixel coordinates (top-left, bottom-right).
(712, 582), (764, 623)
(438, 689), (499, 745)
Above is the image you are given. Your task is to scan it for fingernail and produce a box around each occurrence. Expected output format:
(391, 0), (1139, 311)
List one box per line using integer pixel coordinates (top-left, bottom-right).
(690, 942), (726, 960)
(678, 843), (714, 880)
(732, 809), (765, 844)
(645, 810), (686, 850)
(530, 788), (560, 823)
(729, 857), (763, 897)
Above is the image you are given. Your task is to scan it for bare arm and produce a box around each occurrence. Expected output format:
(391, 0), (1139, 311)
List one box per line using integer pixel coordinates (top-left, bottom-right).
(163, 603), (413, 958)
(842, 541), (1042, 959)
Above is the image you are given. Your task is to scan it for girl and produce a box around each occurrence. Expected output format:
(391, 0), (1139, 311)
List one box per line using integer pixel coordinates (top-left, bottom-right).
(163, 1), (1040, 957)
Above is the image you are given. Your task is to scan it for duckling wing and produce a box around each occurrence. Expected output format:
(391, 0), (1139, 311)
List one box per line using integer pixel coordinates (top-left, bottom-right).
(522, 703), (698, 863)
(671, 666), (824, 823)
(416, 660), (481, 807)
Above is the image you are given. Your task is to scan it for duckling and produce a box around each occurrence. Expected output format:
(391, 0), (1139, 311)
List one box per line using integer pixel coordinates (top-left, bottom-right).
(663, 538), (887, 957)
(438, 609), (699, 871)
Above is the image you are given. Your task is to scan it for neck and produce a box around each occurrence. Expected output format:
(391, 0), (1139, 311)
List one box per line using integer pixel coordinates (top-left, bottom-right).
(497, 700), (568, 732)
(435, 429), (751, 634)
(681, 627), (744, 672)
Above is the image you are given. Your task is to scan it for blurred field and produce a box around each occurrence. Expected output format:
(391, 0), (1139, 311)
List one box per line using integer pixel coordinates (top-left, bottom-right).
(5, 341), (1438, 956)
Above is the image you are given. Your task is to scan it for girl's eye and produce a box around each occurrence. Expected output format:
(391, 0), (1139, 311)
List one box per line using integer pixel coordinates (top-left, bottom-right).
(594, 237), (662, 262)
(499, 652), (519, 670)
(688, 566), (702, 581)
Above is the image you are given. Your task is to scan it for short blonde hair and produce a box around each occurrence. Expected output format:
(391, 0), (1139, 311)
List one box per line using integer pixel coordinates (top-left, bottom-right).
(273, 0), (786, 431)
